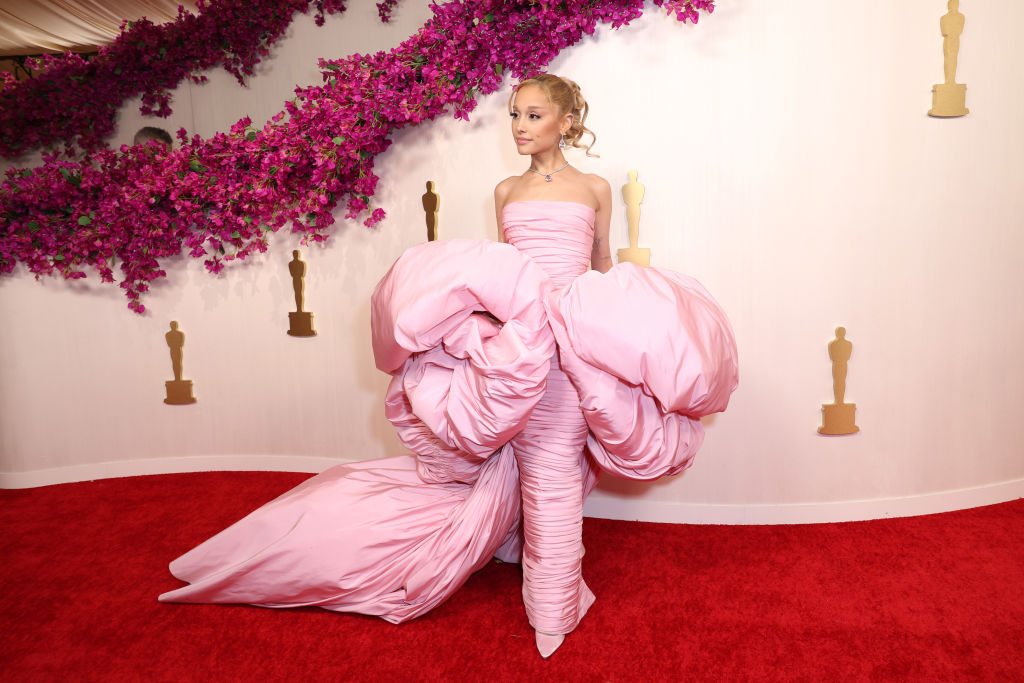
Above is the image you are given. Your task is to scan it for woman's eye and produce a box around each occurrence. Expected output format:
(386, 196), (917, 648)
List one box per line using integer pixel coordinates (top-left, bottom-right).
(509, 112), (518, 119)
(529, 113), (540, 120)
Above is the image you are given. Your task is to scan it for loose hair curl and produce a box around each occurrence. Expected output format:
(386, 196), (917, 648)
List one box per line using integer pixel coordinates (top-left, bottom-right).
(511, 73), (598, 156)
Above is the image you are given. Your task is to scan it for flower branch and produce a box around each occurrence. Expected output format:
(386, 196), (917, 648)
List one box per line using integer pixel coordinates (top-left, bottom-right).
(0, 0), (713, 313)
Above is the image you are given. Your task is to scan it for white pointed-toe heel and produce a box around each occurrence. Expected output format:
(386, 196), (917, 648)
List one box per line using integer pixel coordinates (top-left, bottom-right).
(535, 631), (565, 659)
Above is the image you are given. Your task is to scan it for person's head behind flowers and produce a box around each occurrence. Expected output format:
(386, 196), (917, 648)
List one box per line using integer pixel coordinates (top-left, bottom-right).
(133, 126), (173, 149)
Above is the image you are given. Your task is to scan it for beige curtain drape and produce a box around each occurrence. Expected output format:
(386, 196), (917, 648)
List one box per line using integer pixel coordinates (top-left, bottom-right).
(0, 0), (198, 56)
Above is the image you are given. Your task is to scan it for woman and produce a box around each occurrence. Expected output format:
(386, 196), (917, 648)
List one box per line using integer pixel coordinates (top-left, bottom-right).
(159, 74), (739, 659)
(494, 74), (609, 657)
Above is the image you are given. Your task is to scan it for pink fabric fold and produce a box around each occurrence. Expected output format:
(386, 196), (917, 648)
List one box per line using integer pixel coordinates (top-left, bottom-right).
(159, 447), (521, 623)
(372, 238), (556, 481)
(548, 263), (739, 480)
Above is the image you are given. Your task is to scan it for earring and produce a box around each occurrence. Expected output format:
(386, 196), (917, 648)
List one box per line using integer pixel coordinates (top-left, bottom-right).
(558, 134), (566, 150)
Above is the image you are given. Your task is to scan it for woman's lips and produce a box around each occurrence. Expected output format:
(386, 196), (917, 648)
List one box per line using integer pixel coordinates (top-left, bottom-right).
(516, 138), (531, 145)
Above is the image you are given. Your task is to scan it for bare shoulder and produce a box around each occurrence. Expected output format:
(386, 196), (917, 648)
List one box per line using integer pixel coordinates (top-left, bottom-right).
(494, 175), (520, 204)
(584, 173), (612, 204)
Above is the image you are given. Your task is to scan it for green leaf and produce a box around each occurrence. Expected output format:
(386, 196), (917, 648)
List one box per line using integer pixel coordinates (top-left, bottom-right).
(245, 131), (257, 142)
(189, 160), (205, 172)
(243, 216), (253, 224)
(332, 136), (345, 145)
(358, 150), (372, 160)
(230, 230), (241, 239)
(483, 13), (495, 22)
(494, 63), (503, 77)
(324, 63), (341, 71)
(53, 254), (65, 261)
(77, 215), (92, 226)
(26, 221), (40, 232)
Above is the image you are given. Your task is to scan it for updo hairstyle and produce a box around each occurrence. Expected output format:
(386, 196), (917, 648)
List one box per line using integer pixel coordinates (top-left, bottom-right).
(512, 73), (598, 157)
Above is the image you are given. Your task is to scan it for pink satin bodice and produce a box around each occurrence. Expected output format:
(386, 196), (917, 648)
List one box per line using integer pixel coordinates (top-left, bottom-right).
(502, 201), (595, 288)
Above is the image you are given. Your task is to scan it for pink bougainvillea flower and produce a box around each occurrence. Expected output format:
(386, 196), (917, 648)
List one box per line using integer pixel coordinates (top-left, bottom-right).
(0, 0), (714, 313)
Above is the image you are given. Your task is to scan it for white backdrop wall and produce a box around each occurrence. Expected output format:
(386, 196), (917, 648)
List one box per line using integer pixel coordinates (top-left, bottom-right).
(2, 1), (1022, 523)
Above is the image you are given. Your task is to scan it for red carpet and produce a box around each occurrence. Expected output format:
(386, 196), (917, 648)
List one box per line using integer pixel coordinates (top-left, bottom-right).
(2, 472), (1022, 681)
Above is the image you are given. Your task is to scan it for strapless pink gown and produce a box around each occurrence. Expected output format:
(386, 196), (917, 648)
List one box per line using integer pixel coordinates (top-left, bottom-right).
(503, 201), (597, 635)
(159, 201), (739, 637)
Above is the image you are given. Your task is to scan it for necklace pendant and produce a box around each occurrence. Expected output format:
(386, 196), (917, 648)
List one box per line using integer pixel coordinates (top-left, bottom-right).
(528, 162), (568, 182)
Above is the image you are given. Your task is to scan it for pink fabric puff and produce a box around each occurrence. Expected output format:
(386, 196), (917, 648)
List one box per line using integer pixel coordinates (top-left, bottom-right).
(372, 239), (556, 482)
(160, 448), (522, 623)
(547, 263), (740, 480)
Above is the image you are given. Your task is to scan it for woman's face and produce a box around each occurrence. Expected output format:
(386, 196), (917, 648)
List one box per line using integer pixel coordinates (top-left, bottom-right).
(509, 85), (571, 156)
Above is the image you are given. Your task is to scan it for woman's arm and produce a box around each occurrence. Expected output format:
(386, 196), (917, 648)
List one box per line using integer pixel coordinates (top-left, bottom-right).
(589, 175), (613, 273)
(493, 177), (515, 243)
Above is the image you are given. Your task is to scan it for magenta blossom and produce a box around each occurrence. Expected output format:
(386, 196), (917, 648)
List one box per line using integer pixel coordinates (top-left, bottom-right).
(0, 0), (714, 313)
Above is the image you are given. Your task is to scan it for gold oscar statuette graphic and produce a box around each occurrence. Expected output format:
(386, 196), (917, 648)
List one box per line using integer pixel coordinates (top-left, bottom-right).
(819, 327), (859, 435)
(287, 249), (317, 337)
(422, 180), (440, 242)
(617, 169), (650, 267)
(928, 0), (968, 118)
(164, 321), (197, 405)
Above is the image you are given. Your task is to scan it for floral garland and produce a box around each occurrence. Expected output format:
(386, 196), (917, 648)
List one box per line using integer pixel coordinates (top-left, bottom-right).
(377, 0), (400, 23)
(0, 0), (350, 158)
(0, 0), (713, 313)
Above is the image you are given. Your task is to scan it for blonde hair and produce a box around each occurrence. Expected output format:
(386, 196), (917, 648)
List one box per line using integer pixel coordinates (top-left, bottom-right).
(511, 73), (598, 157)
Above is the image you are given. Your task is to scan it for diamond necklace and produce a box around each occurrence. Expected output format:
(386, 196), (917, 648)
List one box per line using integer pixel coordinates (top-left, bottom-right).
(528, 161), (570, 182)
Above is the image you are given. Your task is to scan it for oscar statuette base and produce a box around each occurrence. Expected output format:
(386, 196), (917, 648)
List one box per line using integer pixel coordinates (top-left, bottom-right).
(819, 402), (858, 436)
(928, 83), (968, 118)
(617, 247), (651, 267)
(164, 380), (197, 405)
(288, 311), (317, 337)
